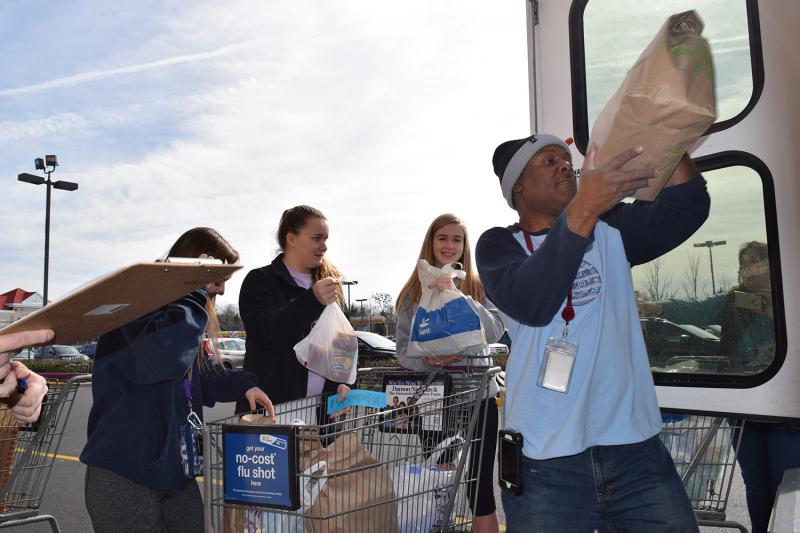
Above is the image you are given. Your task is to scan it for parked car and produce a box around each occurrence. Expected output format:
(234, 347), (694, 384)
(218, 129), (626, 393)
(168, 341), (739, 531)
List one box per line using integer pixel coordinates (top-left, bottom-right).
(640, 317), (723, 371)
(39, 345), (91, 361)
(355, 331), (396, 359)
(12, 347), (37, 361)
(210, 337), (246, 369)
(79, 342), (98, 358)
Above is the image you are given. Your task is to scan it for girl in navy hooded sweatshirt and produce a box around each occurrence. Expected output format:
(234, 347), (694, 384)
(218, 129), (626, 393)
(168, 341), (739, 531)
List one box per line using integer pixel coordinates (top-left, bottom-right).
(81, 227), (275, 533)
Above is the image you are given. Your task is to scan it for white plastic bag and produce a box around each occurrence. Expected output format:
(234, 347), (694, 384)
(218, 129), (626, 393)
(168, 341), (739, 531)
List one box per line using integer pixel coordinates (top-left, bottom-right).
(406, 260), (486, 358)
(294, 304), (358, 384)
(389, 435), (464, 533)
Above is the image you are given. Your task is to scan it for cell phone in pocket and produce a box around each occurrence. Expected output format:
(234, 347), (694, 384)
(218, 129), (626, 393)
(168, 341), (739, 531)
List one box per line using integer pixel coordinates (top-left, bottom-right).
(498, 429), (523, 495)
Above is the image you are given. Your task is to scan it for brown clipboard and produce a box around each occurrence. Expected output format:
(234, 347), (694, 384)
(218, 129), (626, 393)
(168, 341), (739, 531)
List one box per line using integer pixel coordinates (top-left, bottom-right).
(0, 261), (242, 344)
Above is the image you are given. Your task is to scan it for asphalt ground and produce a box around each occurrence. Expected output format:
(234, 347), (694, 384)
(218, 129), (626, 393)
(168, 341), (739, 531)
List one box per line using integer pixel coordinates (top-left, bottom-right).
(19, 387), (751, 533)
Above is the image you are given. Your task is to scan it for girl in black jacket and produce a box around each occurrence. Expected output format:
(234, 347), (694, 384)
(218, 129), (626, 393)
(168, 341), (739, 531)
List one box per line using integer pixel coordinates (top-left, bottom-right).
(238, 205), (351, 409)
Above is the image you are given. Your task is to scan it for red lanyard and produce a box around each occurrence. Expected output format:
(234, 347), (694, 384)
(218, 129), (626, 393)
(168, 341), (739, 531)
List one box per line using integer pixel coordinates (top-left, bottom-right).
(515, 224), (575, 327)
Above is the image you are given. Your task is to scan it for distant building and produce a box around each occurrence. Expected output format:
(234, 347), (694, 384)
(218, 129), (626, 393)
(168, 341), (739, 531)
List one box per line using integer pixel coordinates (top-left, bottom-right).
(0, 289), (44, 328)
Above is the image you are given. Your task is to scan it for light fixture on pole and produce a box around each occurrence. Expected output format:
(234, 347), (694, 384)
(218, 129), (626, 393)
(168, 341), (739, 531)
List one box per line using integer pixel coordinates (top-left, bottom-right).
(18, 154), (79, 308)
(693, 239), (727, 294)
(342, 280), (358, 315)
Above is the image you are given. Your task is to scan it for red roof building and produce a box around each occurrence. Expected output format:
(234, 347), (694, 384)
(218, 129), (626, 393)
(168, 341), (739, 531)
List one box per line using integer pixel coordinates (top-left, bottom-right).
(0, 289), (35, 310)
(0, 288), (44, 327)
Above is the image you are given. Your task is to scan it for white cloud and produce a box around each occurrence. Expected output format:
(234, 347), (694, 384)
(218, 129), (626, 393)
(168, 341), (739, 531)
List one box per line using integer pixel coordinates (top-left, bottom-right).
(1, 1), (530, 310)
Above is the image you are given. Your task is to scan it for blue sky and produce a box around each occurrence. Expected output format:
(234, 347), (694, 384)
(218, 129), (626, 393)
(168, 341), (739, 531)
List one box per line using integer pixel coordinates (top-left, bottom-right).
(2, 0), (760, 311)
(1, 2), (530, 308)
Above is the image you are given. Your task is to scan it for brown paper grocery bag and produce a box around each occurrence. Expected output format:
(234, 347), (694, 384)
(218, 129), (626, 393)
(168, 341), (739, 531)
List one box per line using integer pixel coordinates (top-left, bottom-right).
(589, 10), (717, 201)
(304, 432), (399, 533)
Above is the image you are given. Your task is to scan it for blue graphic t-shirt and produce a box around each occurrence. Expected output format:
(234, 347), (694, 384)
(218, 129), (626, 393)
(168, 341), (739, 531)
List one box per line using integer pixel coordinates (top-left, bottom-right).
(496, 222), (661, 459)
(475, 175), (710, 459)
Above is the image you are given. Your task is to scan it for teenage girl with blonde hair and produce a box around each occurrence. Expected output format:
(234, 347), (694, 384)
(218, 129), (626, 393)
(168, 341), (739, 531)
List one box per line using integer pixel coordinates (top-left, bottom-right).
(396, 213), (504, 533)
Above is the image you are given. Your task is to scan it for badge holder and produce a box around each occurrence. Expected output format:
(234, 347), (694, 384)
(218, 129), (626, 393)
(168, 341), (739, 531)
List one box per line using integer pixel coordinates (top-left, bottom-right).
(537, 336), (577, 393)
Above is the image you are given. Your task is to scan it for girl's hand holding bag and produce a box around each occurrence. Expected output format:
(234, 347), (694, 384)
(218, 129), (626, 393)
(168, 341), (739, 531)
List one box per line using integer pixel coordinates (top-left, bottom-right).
(406, 260), (486, 358)
(294, 304), (359, 384)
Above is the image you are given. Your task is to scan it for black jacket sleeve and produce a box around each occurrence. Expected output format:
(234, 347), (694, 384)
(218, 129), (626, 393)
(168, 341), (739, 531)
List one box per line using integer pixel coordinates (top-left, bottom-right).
(476, 213), (592, 326)
(238, 268), (325, 349)
(601, 174), (711, 267)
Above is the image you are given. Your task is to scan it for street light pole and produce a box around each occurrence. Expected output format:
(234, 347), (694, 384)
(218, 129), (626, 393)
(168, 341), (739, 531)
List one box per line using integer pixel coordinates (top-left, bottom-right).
(43, 178), (52, 307)
(693, 240), (727, 295)
(18, 155), (79, 307)
(356, 298), (367, 330)
(342, 280), (358, 315)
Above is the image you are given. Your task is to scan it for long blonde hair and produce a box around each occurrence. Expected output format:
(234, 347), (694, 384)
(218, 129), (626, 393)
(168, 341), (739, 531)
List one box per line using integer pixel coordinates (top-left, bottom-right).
(277, 205), (344, 303)
(396, 214), (485, 312)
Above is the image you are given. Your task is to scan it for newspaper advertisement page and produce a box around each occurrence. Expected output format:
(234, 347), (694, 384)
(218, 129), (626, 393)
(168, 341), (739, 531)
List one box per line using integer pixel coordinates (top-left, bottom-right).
(384, 376), (446, 431)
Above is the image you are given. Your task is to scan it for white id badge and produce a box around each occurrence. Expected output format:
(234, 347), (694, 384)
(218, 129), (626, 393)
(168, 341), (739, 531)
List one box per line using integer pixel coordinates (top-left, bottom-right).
(537, 337), (578, 393)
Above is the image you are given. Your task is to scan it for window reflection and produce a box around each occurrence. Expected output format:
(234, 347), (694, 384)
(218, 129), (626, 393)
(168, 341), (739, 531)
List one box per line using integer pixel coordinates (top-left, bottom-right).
(632, 166), (775, 376)
(583, 0), (753, 128)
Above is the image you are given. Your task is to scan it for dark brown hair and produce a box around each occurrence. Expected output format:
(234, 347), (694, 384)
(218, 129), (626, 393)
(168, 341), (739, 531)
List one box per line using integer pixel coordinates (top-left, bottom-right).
(167, 227), (240, 264)
(166, 227), (239, 371)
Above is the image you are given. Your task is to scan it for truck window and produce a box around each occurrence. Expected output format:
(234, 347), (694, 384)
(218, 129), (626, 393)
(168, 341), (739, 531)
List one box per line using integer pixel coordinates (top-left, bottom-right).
(573, 0), (761, 148)
(632, 157), (783, 386)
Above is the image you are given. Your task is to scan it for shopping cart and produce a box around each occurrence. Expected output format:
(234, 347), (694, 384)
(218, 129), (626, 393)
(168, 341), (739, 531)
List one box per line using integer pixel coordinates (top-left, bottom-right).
(204, 365), (500, 532)
(0, 374), (89, 532)
(659, 415), (748, 532)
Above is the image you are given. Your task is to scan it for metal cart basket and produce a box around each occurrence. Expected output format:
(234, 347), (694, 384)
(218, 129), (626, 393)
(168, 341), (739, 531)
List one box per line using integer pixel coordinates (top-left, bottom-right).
(0, 374), (90, 532)
(204, 366), (500, 532)
(659, 415), (748, 532)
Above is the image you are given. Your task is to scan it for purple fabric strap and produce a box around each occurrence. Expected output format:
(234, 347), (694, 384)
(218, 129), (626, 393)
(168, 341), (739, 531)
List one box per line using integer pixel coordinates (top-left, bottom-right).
(183, 377), (192, 402)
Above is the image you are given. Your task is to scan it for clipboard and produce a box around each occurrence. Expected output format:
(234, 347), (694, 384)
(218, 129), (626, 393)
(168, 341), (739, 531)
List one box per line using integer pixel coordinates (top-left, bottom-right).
(0, 261), (242, 344)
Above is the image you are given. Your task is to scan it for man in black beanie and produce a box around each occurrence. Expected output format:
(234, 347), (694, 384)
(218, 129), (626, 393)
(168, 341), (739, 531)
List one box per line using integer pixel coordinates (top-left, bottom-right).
(476, 136), (708, 532)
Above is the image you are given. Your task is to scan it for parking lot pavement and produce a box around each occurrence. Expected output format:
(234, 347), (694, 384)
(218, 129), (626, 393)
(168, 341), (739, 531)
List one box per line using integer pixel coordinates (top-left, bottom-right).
(26, 388), (751, 533)
(23, 385), (92, 533)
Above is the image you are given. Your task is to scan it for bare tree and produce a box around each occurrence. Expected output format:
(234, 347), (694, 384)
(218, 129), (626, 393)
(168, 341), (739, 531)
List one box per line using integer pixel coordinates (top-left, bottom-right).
(372, 292), (396, 336)
(216, 303), (243, 331)
(681, 251), (705, 300)
(716, 273), (735, 294)
(643, 259), (677, 301)
(370, 292), (394, 317)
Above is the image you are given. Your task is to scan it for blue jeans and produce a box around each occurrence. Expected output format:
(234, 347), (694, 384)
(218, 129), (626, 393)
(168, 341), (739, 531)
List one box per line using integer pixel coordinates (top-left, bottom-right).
(502, 435), (698, 533)
(735, 421), (800, 533)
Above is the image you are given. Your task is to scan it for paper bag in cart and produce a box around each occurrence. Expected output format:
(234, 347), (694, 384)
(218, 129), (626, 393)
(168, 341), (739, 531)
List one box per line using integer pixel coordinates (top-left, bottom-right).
(588, 10), (717, 201)
(304, 432), (399, 533)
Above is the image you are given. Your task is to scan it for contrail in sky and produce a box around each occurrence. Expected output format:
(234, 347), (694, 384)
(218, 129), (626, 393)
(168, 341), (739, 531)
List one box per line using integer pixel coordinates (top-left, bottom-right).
(0, 40), (256, 97)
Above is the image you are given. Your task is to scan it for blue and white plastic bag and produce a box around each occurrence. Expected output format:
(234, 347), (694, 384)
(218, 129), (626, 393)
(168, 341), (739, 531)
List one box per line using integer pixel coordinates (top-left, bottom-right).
(406, 260), (485, 358)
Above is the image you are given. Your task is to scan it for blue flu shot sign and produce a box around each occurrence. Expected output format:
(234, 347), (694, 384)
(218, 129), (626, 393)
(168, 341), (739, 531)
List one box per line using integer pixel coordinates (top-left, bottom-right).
(222, 425), (299, 510)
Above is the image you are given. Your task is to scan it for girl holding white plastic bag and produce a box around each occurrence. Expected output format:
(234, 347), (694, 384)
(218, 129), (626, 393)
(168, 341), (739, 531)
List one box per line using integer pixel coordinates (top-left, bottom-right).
(238, 205), (350, 415)
(395, 214), (504, 533)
